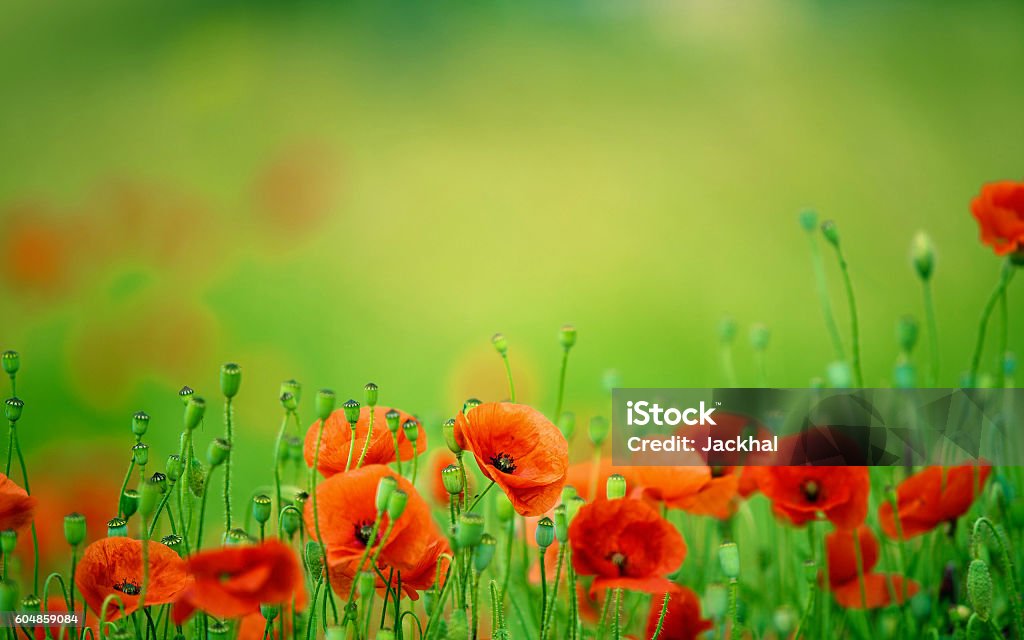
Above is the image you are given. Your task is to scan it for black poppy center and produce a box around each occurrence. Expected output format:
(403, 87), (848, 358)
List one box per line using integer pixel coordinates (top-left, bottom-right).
(354, 520), (377, 547)
(113, 578), (141, 596)
(802, 480), (820, 503)
(608, 551), (628, 576)
(489, 451), (517, 474)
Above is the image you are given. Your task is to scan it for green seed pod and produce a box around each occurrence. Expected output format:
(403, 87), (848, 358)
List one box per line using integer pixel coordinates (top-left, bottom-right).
(558, 412), (576, 441)
(749, 324), (771, 351)
(376, 476), (398, 513)
(820, 220), (840, 247)
(316, 389), (335, 422)
(21, 594), (40, 612)
(183, 396), (206, 431)
(402, 419), (419, 443)
(441, 464), (463, 496)
(224, 528), (252, 546)
(463, 398), (483, 413)
(138, 478), (161, 518)
(280, 379), (302, 405)
(252, 494), (272, 525)
(588, 416), (609, 448)
(559, 324), (577, 350)
(120, 489), (139, 518)
(305, 541), (324, 576)
(705, 583), (728, 619)
(718, 316), (737, 344)
(206, 620), (230, 640)
(1, 351), (19, 376)
(386, 489), (408, 521)
(561, 485), (578, 505)
(910, 593), (932, 623)
(456, 512), (485, 549)
(178, 385), (194, 405)
(385, 409), (400, 433)
(491, 333), (508, 356)
(207, 438), (231, 468)
(474, 533), (497, 572)
(188, 458), (206, 497)
(161, 533), (185, 557)
(364, 382), (378, 407)
(132, 443), (150, 466)
(4, 397), (23, 423)
(64, 513), (86, 547)
(149, 472), (167, 494)
(534, 517), (555, 549)
(773, 605), (797, 636)
(0, 580), (16, 612)
(606, 474), (626, 500)
(911, 231), (935, 281)
(443, 418), (461, 454)
(798, 209), (818, 232)
(280, 392), (298, 412)
(342, 399), (361, 425)
(107, 517), (128, 537)
(260, 603), (280, 622)
(719, 542), (740, 579)
(281, 507), (301, 538)
(967, 559), (992, 621)
(495, 493), (514, 523)
(897, 315), (919, 353)
(553, 504), (569, 544)
(826, 360), (853, 388)
(165, 454), (183, 482)
(132, 411), (150, 437)
(0, 530), (17, 553)
(357, 571), (375, 598)
(220, 363), (242, 398)
(567, 496), (585, 522)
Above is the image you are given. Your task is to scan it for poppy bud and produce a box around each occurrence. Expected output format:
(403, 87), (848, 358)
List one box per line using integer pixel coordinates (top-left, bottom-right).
(402, 419), (419, 442)
(0, 580), (16, 612)
(463, 398), (483, 413)
(441, 464), (463, 496)
(457, 512), (485, 548)
(719, 542), (740, 579)
(178, 385), (194, 405)
(207, 621), (230, 640)
(220, 363), (242, 399)
(773, 606), (796, 636)
(491, 333), (508, 356)
(0, 530), (16, 553)
(553, 504), (569, 544)
(281, 379), (302, 405)
(183, 396), (206, 431)
(161, 534), (184, 557)
(535, 517), (554, 549)
(138, 479), (160, 518)
(911, 231), (935, 281)
(749, 324), (770, 351)
(897, 315), (919, 353)
(826, 361), (853, 388)
(0, 351), (18, 376)
(798, 209), (818, 232)
(252, 494), (272, 525)
(588, 416), (609, 448)
(260, 604), (280, 622)
(606, 474), (626, 500)
(357, 571), (375, 599)
(64, 513), (86, 547)
(342, 399), (360, 425)
(107, 517), (128, 537)
(315, 389), (335, 422)
(559, 324), (577, 350)
(132, 443), (149, 467)
(967, 559), (992, 621)
(120, 489), (139, 518)
(495, 494), (514, 523)
(385, 409), (400, 433)
(820, 220), (840, 247)
(376, 476), (398, 513)
(561, 486), (578, 505)
(705, 583), (728, 619)
(20, 594), (40, 613)
(224, 528), (252, 546)
(132, 411), (150, 437)
(364, 383), (378, 407)
(149, 472), (167, 494)
(305, 541), (324, 576)
(443, 418), (461, 454)
(386, 489), (408, 520)
(207, 438), (231, 468)
(281, 507), (301, 537)
(280, 392), (297, 412)
(718, 316), (737, 344)
(567, 496), (585, 522)
(475, 534), (497, 572)
(558, 413), (576, 441)
(166, 454), (183, 482)
(188, 458), (206, 497)
(910, 593), (931, 623)
(3, 398), (23, 423)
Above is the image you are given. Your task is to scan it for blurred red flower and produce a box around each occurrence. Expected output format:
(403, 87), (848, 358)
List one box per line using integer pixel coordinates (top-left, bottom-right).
(304, 406), (425, 477)
(645, 583), (712, 640)
(826, 527), (919, 608)
(758, 466), (869, 529)
(569, 498), (685, 595)
(0, 473), (35, 531)
(971, 180), (1024, 256)
(455, 403), (568, 516)
(878, 464), (991, 539)
(172, 539), (303, 623)
(75, 538), (189, 620)
(328, 532), (450, 600)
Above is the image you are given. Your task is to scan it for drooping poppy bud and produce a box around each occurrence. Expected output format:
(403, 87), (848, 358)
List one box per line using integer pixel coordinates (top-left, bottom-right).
(252, 494), (272, 525)
(588, 416), (609, 448)
(342, 399), (360, 425)
(402, 419), (419, 443)
(316, 389), (335, 422)
(897, 315), (919, 353)
(821, 220), (840, 247)
(491, 333), (508, 356)
(161, 534), (185, 557)
(364, 383), (378, 408)
(260, 604), (280, 623)
(132, 443), (149, 466)
(441, 464), (463, 496)
(375, 476), (398, 513)
(558, 412), (576, 441)
(386, 489), (408, 521)
(224, 528), (252, 546)
(207, 438), (231, 468)
(64, 513), (86, 547)
(132, 411), (150, 437)
(443, 418), (461, 454)
(798, 209), (818, 232)
(220, 363), (242, 399)
(559, 324), (577, 350)
(534, 517), (555, 549)
(183, 396), (206, 431)
(107, 517), (128, 537)
(911, 231), (935, 281)
(0, 530), (16, 553)
(120, 489), (139, 518)
(967, 559), (992, 621)
(280, 379), (302, 405)
(305, 541), (324, 576)
(719, 542), (740, 579)
(475, 534), (497, 572)
(4, 398), (23, 423)
(0, 351), (19, 377)
(606, 474), (626, 500)
(457, 512), (485, 549)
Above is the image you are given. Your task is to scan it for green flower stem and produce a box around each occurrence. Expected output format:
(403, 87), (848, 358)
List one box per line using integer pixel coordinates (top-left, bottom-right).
(194, 466), (217, 551)
(612, 588), (623, 640)
(304, 573), (323, 640)
(830, 241), (863, 387)
(720, 342), (737, 388)
(422, 559), (455, 638)
(968, 260), (1016, 386)
(467, 481), (496, 513)
(499, 518), (515, 605)
(10, 427), (39, 594)
(596, 590), (612, 639)
(177, 430), (193, 549)
(500, 353), (516, 403)
(355, 410), (375, 469)
(538, 548), (548, 636)
(567, 554), (579, 640)
(921, 278), (940, 386)
(997, 273), (1011, 389)
(410, 450), (419, 486)
(391, 433), (403, 476)
(808, 232), (846, 361)
(344, 423), (357, 473)
(272, 411), (290, 529)
(727, 579), (739, 640)
(541, 542), (566, 640)
(145, 489), (176, 539)
(223, 396), (234, 531)
(554, 348), (570, 421)
(139, 517), (150, 612)
(308, 417), (339, 624)
(69, 549), (78, 610)
(650, 592), (670, 640)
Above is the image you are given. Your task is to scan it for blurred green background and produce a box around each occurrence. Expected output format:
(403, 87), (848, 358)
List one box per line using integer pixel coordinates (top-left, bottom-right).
(1, 0), (1022, 529)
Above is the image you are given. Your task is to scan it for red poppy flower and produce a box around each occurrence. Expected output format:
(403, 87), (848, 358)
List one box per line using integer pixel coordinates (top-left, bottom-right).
(826, 527), (919, 608)
(455, 403), (568, 517)
(645, 583), (713, 640)
(172, 539), (303, 623)
(0, 473), (36, 532)
(631, 465), (743, 519)
(304, 464), (434, 571)
(971, 180), (1024, 256)
(74, 537), (190, 621)
(569, 498), (686, 595)
(304, 406), (426, 478)
(758, 466), (869, 529)
(736, 466), (762, 498)
(328, 533), (450, 600)
(878, 465), (991, 539)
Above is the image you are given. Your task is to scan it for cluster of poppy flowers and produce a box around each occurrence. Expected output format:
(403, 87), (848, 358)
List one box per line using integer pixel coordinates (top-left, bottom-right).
(0, 177), (1020, 640)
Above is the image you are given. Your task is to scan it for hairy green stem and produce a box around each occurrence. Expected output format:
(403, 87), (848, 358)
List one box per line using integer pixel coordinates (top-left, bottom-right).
(968, 261), (1015, 386)
(921, 279), (940, 386)
(223, 396), (234, 531)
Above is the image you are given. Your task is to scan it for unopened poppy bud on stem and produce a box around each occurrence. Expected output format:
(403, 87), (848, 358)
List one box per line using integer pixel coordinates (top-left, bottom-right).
(475, 534), (497, 572)
(0, 530), (16, 554)
(376, 476), (398, 513)
(897, 315), (919, 353)
(342, 399), (360, 425)
(441, 464), (463, 495)
(749, 324), (770, 352)
(567, 495), (585, 522)
(220, 363), (242, 398)
(316, 389), (335, 422)
(718, 316), (737, 344)
(606, 474), (626, 500)
(553, 504), (569, 544)
(443, 418), (461, 454)
(183, 396), (205, 431)
(252, 494), (272, 524)
(457, 512), (485, 548)
(402, 419), (419, 443)
(166, 454), (183, 482)
(280, 379), (302, 405)
(719, 542), (740, 579)
(132, 411), (150, 437)
(364, 382), (378, 407)
(107, 517), (128, 537)
(535, 516), (555, 549)
(491, 333), (508, 356)
(559, 324), (577, 350)
(495, 494), (514, 522)
(207, 438), (231, 467)
(64, 513), (86, 547)
(588, 416), (609, 448)
(558, 412), (576, 441)
(798, 209), (818, 232)
(821, 220), (840, 247)
(967, 559), (992, 621)
(911, 231), (935, 281)
(260, 604), (280, 622)
(1, 351), (18, 377)
(4, 398), (23, 423)
(132, 443), (149, 466)
(357, 571), (375, 599)
(386, 489), (408, 520)
(826, 361), (853, 388)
